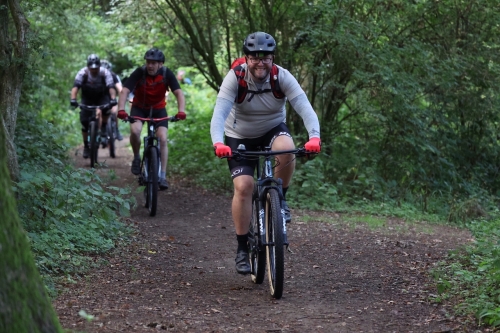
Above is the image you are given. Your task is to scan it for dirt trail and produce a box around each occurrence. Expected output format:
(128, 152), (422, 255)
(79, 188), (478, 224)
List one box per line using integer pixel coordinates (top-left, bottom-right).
(54, 138), (483, 332)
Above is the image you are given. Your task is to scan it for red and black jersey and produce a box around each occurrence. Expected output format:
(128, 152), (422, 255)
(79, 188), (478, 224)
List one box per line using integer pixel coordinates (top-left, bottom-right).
(124, 66), (180, 109)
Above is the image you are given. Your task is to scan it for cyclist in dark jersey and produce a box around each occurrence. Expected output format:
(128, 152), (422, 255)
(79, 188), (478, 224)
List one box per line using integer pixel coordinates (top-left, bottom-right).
(117, 48), (186, 190)
(70, 54), (117, 158)
(101, 60), (124, 141)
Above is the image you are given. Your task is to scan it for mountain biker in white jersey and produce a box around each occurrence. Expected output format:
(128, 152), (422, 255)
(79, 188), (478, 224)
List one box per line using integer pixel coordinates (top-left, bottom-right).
(70, 54), (117, 158)
(210, 31), (321, 274)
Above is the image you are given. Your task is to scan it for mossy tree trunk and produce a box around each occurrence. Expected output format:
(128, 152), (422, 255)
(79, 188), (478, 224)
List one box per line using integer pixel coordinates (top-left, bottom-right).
(0, 101), (63, 332)
(0, 0), (64, 330)
(0, 0), (31, 182)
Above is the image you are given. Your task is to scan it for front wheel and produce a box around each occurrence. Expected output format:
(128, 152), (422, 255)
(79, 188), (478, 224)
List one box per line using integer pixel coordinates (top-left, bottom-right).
(107, 118), (116, 158)
(146, 147), (159, 216)
(89, 120), (99, 168)
(250, 185), (265, 284)
(265, 188), (284, 299)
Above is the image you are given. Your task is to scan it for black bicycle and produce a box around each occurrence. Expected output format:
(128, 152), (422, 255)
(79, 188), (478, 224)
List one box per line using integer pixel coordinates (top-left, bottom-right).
(230, 145), (309, 299)
(125, 114), (179, 217)
(79, 103), (111, 168)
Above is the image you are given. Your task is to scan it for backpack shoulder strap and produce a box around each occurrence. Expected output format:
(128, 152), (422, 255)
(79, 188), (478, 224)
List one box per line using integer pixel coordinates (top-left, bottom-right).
(270, 65), (285, 99)
(82, 68), (89, 84)
(163, 66), (169, 87)
(233, 65), (248, 104)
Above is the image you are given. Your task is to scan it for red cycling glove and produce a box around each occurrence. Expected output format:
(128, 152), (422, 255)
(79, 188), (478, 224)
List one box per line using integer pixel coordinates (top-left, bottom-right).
(117, 110), (129, 120)
(213, 142), (232, 158)
(176, 111), (186, 120)
(305, 137), (321, 153)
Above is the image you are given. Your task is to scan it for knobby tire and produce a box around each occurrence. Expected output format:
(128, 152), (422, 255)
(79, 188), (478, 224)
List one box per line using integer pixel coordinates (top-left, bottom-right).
(89, 120), (98, 168)
(147, 147), (159, 216)
(107, 119), (116, 158)
(265, 188), (284, 299)
(250, 185), (266, 284)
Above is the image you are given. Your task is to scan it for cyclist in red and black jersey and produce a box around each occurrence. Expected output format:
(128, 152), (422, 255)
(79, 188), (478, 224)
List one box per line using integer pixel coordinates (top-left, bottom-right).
(117, 48), (186, 190)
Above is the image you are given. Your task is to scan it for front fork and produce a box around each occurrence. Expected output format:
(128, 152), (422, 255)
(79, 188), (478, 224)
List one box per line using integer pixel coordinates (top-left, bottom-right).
(256, 179), (289, 250)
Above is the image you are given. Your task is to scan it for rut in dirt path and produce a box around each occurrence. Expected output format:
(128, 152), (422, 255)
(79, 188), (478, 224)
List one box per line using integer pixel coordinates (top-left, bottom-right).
(54, 138), (481, 333)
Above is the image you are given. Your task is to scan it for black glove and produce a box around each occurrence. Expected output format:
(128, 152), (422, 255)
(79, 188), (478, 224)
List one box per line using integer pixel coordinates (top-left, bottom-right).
(109, 98), (117, 107)
(70, 99), (79, 108)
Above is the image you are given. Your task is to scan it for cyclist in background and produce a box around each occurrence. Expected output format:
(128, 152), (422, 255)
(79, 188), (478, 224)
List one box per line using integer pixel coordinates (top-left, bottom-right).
(70, 54), (117, 158)
(210, 32), (321, 274)
(117, 47), (186, 190)
(101, 59), (124, 141)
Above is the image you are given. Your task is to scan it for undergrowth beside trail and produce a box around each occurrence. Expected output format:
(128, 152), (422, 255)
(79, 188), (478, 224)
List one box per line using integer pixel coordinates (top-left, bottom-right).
(431, 215), (500, 328)
(14, 110), (134, 297)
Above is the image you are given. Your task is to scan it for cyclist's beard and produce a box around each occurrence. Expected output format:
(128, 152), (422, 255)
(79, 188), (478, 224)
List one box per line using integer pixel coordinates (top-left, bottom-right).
(249, 66), (270, 82)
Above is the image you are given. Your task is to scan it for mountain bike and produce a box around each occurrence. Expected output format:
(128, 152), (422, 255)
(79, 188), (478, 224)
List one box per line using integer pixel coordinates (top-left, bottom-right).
(125, 114), (179, 217)
(79, 103), (111, 168)
(230, 145), (309, 299)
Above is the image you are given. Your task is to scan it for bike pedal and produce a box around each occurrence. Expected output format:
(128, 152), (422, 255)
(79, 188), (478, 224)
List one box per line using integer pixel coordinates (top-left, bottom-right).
(286, 245), (294, 254)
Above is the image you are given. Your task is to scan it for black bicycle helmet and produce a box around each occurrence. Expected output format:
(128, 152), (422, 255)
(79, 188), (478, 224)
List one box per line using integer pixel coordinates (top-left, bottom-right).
(144, 48), (165, 63)
(87, 54), (101, 68)
(101, 59), (112, 70)
(242, 32), (276, 55)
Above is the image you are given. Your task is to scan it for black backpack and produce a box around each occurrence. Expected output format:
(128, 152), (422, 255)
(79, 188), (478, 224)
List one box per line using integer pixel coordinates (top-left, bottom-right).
(233, 64), (285, 103)
(82, 68), (106, 85)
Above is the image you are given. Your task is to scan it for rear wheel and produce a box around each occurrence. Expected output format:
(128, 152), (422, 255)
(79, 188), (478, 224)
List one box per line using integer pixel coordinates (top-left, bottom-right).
(250, 185), (265, 284)
(146, 147), (159, 216)
(89, 120), (99, 168)
(107, 118), (116, 158)
(265, 188), (284, 299)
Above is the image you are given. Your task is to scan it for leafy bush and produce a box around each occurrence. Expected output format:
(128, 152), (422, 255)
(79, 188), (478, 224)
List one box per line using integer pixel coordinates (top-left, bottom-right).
(14, 110), (134, 296)
(431, 215), (500, 327)
(167, 81), (232, 192)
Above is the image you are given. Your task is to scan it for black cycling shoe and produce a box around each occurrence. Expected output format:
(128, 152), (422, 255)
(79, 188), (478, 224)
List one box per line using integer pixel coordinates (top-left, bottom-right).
(83, 146), (90, 159)
(101, 135), (108, 149)
(235, 250), (251, 275)
(116, 131), (123, 141)
(159, 178), (169, 190)
(283, 200), (291, 223)
(131, 157), (141, 175)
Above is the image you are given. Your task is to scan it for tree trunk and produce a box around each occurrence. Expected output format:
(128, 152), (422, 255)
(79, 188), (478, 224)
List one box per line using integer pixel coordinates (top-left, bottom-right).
(0, 103), (63, 332)
(0, 0), (31, 181)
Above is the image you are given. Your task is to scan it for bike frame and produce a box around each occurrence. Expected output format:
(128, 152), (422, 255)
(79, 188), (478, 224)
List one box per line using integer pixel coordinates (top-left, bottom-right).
(233, 146), (306, 250)
(128, 114), (178, 181)
(79, 103), (111, 167)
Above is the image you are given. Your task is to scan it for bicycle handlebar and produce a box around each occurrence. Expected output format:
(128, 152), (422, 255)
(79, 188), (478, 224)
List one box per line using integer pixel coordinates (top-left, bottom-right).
(79, 103), (111, 110)
(224, 147), (317, 160)
(125, 115), (179, 123)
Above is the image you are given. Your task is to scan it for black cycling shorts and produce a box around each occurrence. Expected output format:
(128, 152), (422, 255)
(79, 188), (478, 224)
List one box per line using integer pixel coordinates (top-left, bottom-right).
(225, 122), (292, 179)
(79, 106), (112, 132)
(130, 106), (169, 128)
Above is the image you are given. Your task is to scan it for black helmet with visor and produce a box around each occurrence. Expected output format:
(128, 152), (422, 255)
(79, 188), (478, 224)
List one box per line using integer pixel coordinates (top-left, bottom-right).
(144, 48), (165, 63)
(242, 32), (276, 56)
(87, 54), (101, 68)
(101, 59), (112, 70)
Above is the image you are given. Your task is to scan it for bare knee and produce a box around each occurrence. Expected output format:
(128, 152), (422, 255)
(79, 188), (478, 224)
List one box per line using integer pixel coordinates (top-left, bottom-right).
(233, 176), (254, 198)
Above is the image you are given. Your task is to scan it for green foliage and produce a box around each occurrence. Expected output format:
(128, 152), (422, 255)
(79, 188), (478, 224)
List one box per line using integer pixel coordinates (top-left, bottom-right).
(287, 157), (338, 210)
(14, 109), (134, 296)
(167, 76), (232, 192)
(432, 216), (500, 327)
